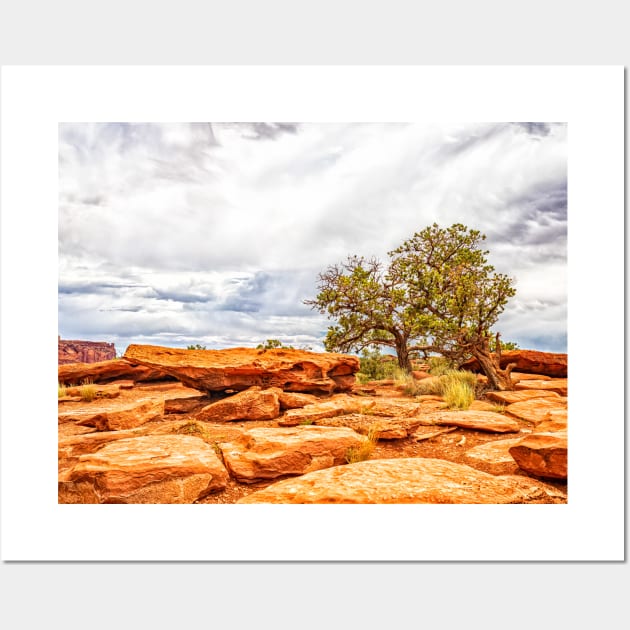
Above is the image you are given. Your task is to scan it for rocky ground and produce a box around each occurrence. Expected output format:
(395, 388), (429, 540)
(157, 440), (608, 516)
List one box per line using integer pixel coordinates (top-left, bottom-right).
(58, 348), (568, 505)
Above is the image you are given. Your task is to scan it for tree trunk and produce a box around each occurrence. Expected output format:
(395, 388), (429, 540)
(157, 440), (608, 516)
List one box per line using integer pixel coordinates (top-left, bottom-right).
(470, 342), (515, 391)
(395, 342), (413, 373)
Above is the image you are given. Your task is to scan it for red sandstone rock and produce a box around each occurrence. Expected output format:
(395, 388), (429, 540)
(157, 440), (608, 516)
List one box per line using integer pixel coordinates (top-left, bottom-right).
(218, 426), (364, 482)
(275, 390), (319, 410)
(195, 386), (280, 422)
(515, 379), (568, 396)
(278, 394), (366, 426)
(58, 359), (171, 385)
(237, 457), (567, 504)
(58, 397), (164, 431)
(312, 414), (430, 439)
(464, 437), (526, 471)
(58, 435), (229, 503)
(509, 433), (568, 479)
(425, 410), (522, 433)
(124, 344), (359, 394)
(58, 338), (116, 365)
(504, 397), (568, 425)
(460, 350), (567, 378)
(485, 389), (561, 405)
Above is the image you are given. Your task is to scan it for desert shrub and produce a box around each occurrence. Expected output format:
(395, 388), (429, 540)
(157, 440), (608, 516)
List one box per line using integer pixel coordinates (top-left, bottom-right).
(58, 382), (67, 398)
(345, 425), (379, 464)
(357, 347), (398, 382)
(79, 379), (96, 402)
(392, 367), (425, 395)
(427, 356), (455, 376)
(256, 339), (294, 350)
(489, 403), (507, 414)
(187, 344), (207, 350)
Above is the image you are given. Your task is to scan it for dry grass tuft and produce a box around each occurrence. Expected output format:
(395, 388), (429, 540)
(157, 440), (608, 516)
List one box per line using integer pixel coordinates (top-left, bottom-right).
(345, 425), (380, 464)
(79, 379), (96, 402)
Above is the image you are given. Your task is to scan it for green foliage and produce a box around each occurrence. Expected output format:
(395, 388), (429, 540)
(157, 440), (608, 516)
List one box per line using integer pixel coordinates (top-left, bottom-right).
(186, 344), (207, 350)
(256, 339), (294, 350)
(427, 356), (455, 376)
(488, 338), (519, 351)
(357, 347), (398, 381)
(305, 223), (515, 375)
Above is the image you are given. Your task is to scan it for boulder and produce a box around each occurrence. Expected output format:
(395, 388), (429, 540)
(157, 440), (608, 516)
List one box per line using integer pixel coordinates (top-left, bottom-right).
(58, 359), (171, 385)
(276, 390), (319, 410)
(485, 389), (562, 405)
(124, 344), (359, 394)
(218, 426), (364, 483)
(237, 457), (567, 503)
(509, 432), (568, 480)
(58, 397), (164, 431)
(58, 338), (116, 365)
(195, 386), (280, 422)
(460, 350), (567, 378)
(504, 397), (568, 425)
(515, 379), (568, 396)
(58, 435), (229, 503)
(425, 410), (522, 433)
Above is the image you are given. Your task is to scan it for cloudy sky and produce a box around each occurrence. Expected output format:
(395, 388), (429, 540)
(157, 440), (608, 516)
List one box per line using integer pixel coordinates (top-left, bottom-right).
(58, 122), (567, 356)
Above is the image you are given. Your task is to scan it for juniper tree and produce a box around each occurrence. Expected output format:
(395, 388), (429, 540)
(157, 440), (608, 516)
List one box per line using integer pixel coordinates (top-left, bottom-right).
(306, 223), (517, 390)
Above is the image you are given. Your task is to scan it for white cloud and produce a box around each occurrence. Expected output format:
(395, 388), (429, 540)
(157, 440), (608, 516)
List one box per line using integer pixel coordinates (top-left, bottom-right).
(59, 122), (567, 354)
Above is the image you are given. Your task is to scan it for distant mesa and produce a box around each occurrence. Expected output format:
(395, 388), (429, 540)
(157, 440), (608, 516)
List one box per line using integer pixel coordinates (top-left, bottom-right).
(58, 336), (116, 365)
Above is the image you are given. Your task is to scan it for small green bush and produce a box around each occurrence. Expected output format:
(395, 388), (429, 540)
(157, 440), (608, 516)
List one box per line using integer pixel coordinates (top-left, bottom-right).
(187, 344), (207, 350)
(357, 347), (398, 381)
(427, 356), (455, 376)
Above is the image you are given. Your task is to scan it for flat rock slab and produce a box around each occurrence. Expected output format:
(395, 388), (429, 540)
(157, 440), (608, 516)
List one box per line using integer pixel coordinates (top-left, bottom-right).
(164, 394), (211, 414)
(58, 435), (229, 503)
(59, 359), (170, 385)
(218, 426), (364, 483)
(195, 386), (280, 422)
(509, 432), (568, 480)
(58, 397), (164, 431)
(504, 397), (568, 425)
(278, 395), (365, 426)
(511, 372), (551, 381)
(123, 344), (359, 394)
(515, 379), (568, 396)
(313, 413), (430, 439)
(238, 457), (567, 503)
(464, 437), (526, 473)
(58, 420), (244, 474)
(485, 389), (562, 405)
(424, 410), (522, 433)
